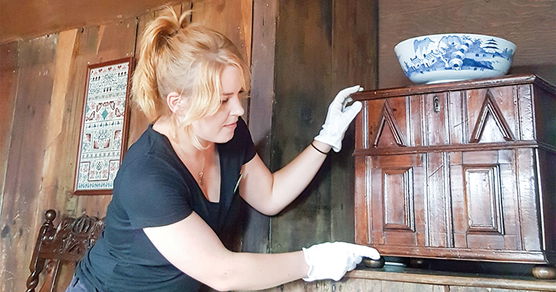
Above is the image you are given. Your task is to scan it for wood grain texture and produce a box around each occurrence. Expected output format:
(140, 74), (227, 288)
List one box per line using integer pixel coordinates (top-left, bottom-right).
(0, 34), (58, 292)
(270, 0), (336, 252)
(0, 42), (18, 212)
(191, 0), (252, 68)
(251, 269), (555, 292)
(329, 0), (377, 245)
(347, 268), (556, 291)
(242, 0), (278, 253)
(38, 28), (80, 224)
(378, 0), (556, 88)
(354, 76), (556, 273)
(0, 0), (181, 43)
(270, 0), (378, 253)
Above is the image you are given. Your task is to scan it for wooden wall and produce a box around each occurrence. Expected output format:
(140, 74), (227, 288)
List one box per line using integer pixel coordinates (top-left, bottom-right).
(0, 0), (180, 43)
(0, 1), (252, 291)
(378, 0), (556, 88)
(269, 0), (378, 252)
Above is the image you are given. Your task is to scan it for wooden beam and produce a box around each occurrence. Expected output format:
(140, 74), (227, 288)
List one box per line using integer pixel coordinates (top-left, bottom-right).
(242, 0), (279, 253)
(0, 0), (181, 44)
(0, 42), (18, 213)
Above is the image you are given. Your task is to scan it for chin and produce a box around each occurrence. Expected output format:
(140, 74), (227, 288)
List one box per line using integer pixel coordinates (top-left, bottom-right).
(214, 133), (235, 144)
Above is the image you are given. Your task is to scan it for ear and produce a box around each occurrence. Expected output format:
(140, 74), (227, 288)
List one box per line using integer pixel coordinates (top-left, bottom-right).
(166, 92), (186, 113)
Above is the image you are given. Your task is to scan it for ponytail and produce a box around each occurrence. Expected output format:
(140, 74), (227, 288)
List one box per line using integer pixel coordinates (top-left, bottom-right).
(132, 8), (191, 122)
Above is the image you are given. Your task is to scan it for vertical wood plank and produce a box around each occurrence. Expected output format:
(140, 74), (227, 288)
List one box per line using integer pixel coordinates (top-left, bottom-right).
(242, 0), (278, 253)
(271, 0), (379, 253)
(28, 30), (85, 291)
(38, 29), (80, 221)
(330, 0), (378, 243)
(0, 34), (58, 292)
(191, 0), (253, 64)
(0, 42), (18, 211)
(270, 0), (335, 252)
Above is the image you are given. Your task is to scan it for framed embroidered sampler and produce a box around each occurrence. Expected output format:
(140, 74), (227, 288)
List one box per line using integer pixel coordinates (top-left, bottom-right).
(73, 57), (134, 195)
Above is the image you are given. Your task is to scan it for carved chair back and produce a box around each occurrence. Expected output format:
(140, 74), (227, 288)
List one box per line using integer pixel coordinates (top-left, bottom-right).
(26, 209), (104, 292)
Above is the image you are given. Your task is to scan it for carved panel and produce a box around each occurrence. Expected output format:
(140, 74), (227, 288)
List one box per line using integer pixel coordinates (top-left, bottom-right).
(469, 89), (515, 143)
(463, 164), (504, 235)
(373, 100), (408, 147)
(383, 167), (415, 231)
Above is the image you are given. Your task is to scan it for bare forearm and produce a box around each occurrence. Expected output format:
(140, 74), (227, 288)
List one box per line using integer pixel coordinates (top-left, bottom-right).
(212, 250), (308, 291)
(269, 140), (330, 211)
(145, 214), (309, 291)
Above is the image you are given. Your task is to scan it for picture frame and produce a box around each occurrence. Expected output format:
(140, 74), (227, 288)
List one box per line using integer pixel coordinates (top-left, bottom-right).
(73, 57), (134, 195)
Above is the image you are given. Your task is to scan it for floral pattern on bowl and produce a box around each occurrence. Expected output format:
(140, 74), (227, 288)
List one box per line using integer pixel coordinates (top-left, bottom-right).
(394, 34), (516, 84)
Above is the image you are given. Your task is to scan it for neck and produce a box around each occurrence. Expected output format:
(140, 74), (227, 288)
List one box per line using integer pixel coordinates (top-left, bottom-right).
(154, 115), (214, 156)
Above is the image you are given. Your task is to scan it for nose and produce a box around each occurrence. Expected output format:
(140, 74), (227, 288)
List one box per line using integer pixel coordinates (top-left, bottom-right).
(230, 96), (245, 116)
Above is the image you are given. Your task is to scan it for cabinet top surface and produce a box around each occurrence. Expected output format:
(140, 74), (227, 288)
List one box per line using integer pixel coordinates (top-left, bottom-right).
(353, 74), (556, 100)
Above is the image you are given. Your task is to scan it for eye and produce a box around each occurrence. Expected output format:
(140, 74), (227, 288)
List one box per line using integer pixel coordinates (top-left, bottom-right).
(221, 97), (230, 104)
(239, 90), (250, 99)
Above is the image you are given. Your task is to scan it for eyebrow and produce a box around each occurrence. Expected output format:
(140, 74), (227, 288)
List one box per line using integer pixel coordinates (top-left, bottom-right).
(222, 89), (245, 96)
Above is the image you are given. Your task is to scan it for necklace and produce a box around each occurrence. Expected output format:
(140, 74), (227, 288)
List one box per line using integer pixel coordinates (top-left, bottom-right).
(195, 149), (207, 187)
(197, 162), (205, 187)
(171, 139), (207, 187)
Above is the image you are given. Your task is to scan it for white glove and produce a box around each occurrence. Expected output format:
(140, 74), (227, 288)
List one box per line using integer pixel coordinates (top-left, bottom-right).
(302, 242), (380, 282)
(314, 85), (363, 152)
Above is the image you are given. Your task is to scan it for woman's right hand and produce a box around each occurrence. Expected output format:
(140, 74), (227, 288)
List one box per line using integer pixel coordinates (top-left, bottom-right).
(302, 242), (380, 282)
(314, 85), (363, 152)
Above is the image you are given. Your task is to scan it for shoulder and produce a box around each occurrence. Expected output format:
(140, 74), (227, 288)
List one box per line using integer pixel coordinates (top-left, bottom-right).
(115, 127), (185, 192)
(120, 126), (180, 174)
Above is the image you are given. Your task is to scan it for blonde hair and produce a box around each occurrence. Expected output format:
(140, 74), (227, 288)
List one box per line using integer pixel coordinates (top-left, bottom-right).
(132, 7), (250, 146)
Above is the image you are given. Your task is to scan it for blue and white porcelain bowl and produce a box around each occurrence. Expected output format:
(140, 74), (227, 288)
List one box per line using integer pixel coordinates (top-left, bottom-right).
(394, 33), (516, 84)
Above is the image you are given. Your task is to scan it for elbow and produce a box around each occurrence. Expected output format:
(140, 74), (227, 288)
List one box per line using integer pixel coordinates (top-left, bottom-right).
(201, 254), (247, 291)
(207, 282), (233, 292)
(258, 205), (282, 216)
(204, 271), (245, 291)
(257, 191), (284, 216)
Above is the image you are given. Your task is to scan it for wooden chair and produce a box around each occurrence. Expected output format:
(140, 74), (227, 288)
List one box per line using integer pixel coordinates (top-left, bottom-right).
(26, 209), (104, 292)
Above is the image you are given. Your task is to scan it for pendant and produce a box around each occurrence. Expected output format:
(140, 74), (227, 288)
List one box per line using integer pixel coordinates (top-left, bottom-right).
(198, 171), (204, 186)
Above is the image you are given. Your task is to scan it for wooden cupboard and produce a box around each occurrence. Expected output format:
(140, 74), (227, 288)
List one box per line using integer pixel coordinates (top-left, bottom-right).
(353, 75), (556, 277)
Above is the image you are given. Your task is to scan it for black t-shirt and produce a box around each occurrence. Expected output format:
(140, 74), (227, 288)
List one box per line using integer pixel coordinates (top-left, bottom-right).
(76, 117), (256, 292)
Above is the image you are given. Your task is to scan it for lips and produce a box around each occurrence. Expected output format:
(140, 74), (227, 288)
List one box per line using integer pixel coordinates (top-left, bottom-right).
(224, 121), (237, 129)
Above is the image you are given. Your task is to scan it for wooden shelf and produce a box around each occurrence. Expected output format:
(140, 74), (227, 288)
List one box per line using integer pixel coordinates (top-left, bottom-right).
(348, 266), (556, 291)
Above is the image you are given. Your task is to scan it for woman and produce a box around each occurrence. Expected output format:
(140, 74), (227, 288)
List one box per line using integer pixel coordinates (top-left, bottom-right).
(68, 8), (379, 292)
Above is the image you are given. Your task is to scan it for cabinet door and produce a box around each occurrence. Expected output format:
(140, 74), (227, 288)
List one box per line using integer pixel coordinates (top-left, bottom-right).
(369, 154), (425, 247)
(450, 150), (523, 251)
